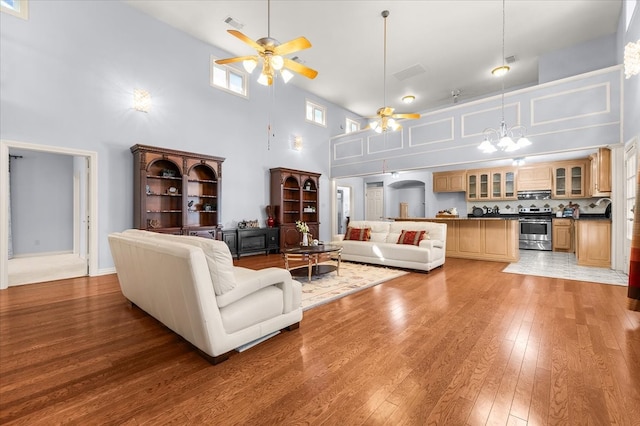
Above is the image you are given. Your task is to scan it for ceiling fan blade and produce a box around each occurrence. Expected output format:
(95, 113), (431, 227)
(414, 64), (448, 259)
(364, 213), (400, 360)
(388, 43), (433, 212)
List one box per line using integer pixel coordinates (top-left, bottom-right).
(215, 55), (258, 65)
(392, 113), (421, 119)
(273, 36), (312, 56)
(378, 106), (395, 117)
(227, 30), (265, 52)
(283, 58), (318, 79)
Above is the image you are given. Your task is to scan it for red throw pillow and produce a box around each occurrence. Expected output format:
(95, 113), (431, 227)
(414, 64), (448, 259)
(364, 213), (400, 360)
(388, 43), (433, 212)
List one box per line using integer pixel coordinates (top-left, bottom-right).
(397, 230), (426, 246)
(344, 227), (371, 241)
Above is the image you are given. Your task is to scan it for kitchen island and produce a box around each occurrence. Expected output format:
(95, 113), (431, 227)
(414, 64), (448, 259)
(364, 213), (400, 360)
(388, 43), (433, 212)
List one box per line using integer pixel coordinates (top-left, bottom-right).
(391, 217), (519, 263)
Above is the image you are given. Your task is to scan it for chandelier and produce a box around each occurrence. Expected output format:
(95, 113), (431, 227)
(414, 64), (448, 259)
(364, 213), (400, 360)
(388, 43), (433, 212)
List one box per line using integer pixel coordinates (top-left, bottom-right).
(478, 0), (531, 154)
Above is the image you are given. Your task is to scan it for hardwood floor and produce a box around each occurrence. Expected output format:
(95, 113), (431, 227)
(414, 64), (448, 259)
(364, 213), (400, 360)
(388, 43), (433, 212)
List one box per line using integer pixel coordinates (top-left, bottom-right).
(1, 255), (638, 425)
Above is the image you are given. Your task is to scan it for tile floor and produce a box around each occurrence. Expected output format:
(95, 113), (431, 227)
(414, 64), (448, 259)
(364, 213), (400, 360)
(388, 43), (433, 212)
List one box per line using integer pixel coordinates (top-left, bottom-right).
(502, 249), (628, 286)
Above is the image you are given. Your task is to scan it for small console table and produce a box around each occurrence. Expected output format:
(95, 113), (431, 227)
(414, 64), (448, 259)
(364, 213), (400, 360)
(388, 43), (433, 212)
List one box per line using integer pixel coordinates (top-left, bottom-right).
(222, 227), (279, 260)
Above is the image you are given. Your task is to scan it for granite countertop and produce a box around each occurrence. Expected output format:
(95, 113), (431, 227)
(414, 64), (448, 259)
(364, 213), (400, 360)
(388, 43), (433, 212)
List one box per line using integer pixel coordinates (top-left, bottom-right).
(554, 213), (611, 221)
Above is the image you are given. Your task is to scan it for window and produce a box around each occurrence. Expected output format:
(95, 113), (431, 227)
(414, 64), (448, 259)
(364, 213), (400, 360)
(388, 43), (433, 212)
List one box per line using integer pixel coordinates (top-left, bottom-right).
(1, 0), (28, 19)
(210, 56), (248, 98)
(306, 100), (326, 127)
(345, 118), (360, 133)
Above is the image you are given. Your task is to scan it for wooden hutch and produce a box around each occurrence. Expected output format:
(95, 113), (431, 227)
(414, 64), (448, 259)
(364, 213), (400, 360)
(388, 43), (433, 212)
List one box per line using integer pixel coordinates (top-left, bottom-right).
(269, 167), (321, 250)
(131, 144), (225, 239)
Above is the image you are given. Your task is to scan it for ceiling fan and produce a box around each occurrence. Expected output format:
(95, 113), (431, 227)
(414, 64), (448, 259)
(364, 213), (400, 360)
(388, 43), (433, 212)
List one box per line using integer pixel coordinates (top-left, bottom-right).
(369, 10), (420, 133)
(215, 0), (318, 86)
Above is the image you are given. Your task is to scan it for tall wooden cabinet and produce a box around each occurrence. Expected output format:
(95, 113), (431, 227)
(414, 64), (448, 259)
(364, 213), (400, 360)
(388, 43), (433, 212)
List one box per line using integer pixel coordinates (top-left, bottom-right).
(270, 167), (321, 250)
(131, 144), (225, 238)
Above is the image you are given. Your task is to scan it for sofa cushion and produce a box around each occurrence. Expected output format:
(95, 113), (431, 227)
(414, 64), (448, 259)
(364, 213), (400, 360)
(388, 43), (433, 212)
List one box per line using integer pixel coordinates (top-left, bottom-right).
(344, 227), (371, 241)
(128, 231), (236, 296)
(397, 230), (426, 246)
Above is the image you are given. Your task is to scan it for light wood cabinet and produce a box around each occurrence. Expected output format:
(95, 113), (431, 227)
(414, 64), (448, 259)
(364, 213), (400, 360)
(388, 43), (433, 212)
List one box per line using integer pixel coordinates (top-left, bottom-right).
(466, 168), (515, 201)
(270, 167), (321, 250)
(575, 220), (611, 267)
(552, 218), (573, 252)
(553, 160), (587, 198)
(433, 171), (466, 192)
(515, 165), (552, 191)
(131, 144), (224, 238)
(589, 147), (612, 197)
(431, 219), (519, 262)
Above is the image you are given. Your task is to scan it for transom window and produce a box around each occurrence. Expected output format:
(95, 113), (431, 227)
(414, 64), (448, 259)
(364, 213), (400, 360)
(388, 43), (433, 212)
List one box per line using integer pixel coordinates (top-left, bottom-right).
(306, 100), (326, 127)
(1, 0), (28, 19)
(345, 118), (360, 133)
(210, 56), (248, 98)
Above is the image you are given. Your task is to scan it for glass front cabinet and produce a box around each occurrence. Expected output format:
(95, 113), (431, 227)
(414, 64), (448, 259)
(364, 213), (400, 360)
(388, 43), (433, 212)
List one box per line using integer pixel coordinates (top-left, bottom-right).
(467, 167), (516, 201)
(553, 160), (587, 198)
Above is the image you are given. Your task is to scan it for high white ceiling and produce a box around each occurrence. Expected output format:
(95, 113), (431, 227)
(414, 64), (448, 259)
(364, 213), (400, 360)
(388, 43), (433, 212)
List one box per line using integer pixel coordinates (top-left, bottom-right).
(123, 0), (622, 118)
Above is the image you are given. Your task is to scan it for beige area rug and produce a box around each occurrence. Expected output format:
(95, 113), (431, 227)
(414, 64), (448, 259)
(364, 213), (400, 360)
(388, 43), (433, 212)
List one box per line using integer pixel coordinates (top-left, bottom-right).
(300, 261), (408, 311)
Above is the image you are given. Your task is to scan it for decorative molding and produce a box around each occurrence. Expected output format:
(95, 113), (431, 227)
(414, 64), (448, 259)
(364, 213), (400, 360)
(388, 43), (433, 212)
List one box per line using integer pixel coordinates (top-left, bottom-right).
(333, 137), (364, 161)
(461, 102), (521, 138)
(408, 117), (455, 147)
(367, 131), (403, 155)
(530, 82), (610, 126)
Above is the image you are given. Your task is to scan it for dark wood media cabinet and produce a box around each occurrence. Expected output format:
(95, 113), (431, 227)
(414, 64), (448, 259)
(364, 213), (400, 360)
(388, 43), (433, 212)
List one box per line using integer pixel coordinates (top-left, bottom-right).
(222, 227), (279, 259)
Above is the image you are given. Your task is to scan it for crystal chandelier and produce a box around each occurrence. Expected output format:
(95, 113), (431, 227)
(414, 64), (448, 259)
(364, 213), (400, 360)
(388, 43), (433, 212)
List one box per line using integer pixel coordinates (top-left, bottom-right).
(478, 0), (531, 154)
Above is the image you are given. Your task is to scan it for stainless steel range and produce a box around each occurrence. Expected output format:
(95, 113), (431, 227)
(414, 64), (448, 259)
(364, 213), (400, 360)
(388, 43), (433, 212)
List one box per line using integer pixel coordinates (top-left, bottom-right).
(519, 207), (553, 251)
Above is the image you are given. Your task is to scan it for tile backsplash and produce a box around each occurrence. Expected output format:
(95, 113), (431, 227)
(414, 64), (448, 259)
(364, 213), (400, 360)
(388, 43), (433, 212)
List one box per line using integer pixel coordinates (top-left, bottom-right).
(466, 197), (611, 215)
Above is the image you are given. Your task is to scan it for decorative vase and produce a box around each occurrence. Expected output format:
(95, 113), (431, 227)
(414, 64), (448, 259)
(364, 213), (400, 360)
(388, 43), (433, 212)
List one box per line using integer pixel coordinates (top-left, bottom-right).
(266, 205), (275, 228)
(301, 232), (309, 246)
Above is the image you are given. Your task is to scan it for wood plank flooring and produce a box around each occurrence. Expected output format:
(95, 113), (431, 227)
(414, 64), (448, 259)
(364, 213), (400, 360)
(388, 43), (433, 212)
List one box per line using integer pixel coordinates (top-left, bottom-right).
(1, 255), (638, 425)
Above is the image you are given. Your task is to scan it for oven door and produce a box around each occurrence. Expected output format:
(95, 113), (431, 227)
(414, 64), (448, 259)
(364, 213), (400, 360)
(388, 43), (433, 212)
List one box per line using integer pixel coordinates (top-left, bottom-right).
(519, 218), (552, 250)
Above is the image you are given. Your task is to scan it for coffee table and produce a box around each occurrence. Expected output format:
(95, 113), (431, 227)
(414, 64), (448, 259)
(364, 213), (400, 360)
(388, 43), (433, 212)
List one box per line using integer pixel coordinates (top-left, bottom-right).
(283, 244), (342, 283)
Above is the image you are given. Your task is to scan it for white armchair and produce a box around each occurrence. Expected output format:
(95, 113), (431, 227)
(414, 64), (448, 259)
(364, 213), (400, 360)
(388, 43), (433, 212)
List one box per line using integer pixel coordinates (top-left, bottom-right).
(108, 230), (302, 364)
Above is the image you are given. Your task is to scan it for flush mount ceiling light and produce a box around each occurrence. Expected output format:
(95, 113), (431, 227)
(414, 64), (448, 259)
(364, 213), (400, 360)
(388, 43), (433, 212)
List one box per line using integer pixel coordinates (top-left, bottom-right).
(491, 65), (510, 77)
(369, 10), (420, 134)
(215, 0), (317, 86)
(624, 39), (640, 79)
(478, 0), (531, 154)
(402, 95), (415, 104)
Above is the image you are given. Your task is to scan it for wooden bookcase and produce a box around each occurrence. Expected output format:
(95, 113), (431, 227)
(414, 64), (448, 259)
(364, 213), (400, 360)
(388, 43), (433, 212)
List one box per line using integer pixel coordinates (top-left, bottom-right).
(270, 167), (321, 250)
(131, 144), (225, 239)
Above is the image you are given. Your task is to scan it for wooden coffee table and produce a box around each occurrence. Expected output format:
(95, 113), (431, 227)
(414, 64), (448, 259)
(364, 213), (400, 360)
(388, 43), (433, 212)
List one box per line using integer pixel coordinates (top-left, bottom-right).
(283, 244), (342, 283)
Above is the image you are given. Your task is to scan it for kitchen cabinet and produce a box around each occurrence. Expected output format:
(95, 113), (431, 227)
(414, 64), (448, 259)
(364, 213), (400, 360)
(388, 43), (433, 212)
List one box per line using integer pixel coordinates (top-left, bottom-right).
(516, 165), (553, 191)
(431, 218), (519, 262)
(552, 218), (573, 252)
(433, 170), (466, 192)
(589, 147), (611, 197)
(467, 168), (515, 201)
(575, 220), (611, 267)
(553, 160), (587, 198)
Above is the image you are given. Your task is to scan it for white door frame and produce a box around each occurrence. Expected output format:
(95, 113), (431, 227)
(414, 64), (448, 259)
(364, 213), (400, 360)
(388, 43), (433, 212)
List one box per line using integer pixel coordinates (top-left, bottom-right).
(0, 140), (98, 289)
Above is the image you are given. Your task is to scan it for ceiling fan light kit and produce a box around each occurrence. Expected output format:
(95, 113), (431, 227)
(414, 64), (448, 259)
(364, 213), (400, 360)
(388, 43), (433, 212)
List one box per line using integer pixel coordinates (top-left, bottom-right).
(478, 0), (531, 155)
(369, 10), (420, 133)
(215, 0), (318, 87)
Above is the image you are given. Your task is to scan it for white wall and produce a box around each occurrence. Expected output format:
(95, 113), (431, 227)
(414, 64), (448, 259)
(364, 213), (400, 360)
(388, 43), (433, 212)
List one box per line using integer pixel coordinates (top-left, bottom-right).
(9, 149), (73, 255)
(0, 1), (359, 271)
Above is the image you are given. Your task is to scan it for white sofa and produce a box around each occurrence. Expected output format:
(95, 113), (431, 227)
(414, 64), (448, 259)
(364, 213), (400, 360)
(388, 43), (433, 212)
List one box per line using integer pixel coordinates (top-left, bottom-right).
(333, 220), (447, 272)
(108, 230), (302, 364)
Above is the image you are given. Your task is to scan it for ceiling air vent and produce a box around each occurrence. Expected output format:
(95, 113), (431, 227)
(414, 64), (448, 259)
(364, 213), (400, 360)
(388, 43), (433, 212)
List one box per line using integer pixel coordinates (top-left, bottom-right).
(393, 64), (426, 81)
(505, 55), (516, 64)
(223, 16), (244, 30)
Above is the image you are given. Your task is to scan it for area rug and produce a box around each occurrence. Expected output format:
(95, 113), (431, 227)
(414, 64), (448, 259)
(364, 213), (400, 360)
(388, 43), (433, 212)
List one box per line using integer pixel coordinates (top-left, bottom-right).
(300, 261), (408, 311)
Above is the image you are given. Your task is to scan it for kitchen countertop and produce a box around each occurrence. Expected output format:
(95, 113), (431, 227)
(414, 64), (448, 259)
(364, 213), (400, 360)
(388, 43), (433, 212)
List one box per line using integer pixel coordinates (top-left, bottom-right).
(391, 216), (519, 221)
(553, 213), (611, 221)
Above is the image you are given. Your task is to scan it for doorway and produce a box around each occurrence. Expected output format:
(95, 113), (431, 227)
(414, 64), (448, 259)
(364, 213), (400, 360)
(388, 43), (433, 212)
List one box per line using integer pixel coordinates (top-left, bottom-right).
(625, 139), (637, 273)
(336, 185), (351, 234)
(366, 183), (384, 221)
(1, 140), (98, 289)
